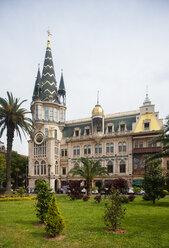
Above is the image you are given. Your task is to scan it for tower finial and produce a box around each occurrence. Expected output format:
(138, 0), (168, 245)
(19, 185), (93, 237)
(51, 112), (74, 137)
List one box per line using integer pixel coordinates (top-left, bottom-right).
(47, 28), (52, 48)
(143, 85), (151, 106)
(146, 85), (148, 97)
(97, 91), (99, 105)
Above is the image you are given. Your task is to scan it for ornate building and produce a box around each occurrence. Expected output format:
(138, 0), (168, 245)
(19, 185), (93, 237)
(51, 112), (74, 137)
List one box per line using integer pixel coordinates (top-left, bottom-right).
(28, 33), (164, 191)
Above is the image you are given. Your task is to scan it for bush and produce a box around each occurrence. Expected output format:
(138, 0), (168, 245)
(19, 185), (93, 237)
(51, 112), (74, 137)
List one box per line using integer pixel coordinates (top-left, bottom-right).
(128, 194), (136, 202)
(143, 194), (150, 201)
(35, 180), (54, 223)
(163, 189), (169, 195)
(120, 196), (129, 203)
(45, 195), (65, 237)
(94, 195), (102, 203)
(104, 188), (126, 231)
(133, 186), (141, 194)
(83, 195), (90, 201)
(104, 178), (128, 194)
(18, 187), (24, 197)
(67, 181), (83, 200)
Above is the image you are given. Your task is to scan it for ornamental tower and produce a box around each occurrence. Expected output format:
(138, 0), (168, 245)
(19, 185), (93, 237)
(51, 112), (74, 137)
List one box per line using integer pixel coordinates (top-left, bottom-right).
(28, 30), (66, 191)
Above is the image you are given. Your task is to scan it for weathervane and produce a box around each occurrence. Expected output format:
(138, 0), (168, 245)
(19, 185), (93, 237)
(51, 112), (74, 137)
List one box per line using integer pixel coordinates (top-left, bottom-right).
(47, 28), (52, 41)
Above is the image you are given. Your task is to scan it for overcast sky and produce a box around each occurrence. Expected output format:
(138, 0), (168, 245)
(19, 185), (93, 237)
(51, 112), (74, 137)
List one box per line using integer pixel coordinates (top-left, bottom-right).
(0, 0), (169, 155)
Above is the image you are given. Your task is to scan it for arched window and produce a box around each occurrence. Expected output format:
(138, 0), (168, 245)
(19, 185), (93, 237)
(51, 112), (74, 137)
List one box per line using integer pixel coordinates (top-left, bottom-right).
(110, 143), (114, 153)
(74, 162), (79, 168)
(35, 105), (38, 120)
(123, 142), (126, 152)
(88, 145), (91, 154)
(77, 146), (80, 155)
(99, 144), (102, 153)
(55, 161), (58, 174)
(40, 160), (46, 175)
(107, 161), (113, 173)
(118, 142), (122, 152)
(54, 108), (57, 122)
(95, 144), (98, 154)
(73, 146), (76, 155)
(34, 161), (39, 175)
(106, 143), (110, 153)
(120, 160), (126, 173)
(84, 145), (87, 155)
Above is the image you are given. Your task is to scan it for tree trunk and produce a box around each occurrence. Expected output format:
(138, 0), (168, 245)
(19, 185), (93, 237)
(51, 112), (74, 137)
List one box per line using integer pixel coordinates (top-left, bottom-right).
(4, 126), (14, 196)
(87, 181), (92, 196)
(153, 198), (156, 204)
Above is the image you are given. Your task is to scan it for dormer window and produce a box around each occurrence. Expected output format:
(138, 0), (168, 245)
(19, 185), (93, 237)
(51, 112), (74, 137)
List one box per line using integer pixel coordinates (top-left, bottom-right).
(144, 119), (150, 131)
(86, 129), (90, 135)
(108, 126), (112, 133)
(75, 130), (79, 137)
(120, 124), (125, 132)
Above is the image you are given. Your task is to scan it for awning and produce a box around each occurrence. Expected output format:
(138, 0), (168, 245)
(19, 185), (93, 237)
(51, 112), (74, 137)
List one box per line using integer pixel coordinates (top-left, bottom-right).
(132, 180), (143, 186)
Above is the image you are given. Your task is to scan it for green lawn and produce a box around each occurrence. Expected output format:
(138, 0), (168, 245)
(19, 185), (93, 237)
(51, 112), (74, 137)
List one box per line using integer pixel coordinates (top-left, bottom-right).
(0, 196), (169, 248)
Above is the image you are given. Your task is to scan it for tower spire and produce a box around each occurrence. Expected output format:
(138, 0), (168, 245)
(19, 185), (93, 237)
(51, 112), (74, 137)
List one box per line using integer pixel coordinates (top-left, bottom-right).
(143, 85), (151, 106)
(32, 64), (41, 101)
(97, 91), (99, 105)
(47, 28), (52, 48)
(58, 69), (66, 105)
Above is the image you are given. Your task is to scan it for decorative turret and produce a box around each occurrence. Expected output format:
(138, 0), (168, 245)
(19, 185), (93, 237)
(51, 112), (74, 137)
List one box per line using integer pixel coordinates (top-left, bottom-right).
(92, 91), (104, 134)
(32, 65), (41, 101)
(40, 30), (59, 103)
(58, 70), (66, 105)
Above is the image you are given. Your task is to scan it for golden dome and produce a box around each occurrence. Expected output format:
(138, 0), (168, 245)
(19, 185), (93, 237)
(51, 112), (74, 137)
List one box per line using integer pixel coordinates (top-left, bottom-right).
(92, 105), (104, 116)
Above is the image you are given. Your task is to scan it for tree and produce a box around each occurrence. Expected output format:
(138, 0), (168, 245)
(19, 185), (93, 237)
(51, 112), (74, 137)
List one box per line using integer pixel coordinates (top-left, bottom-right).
(143, 157), (165, 204)
(35, 179), (54, 223)
(0, 92), (33, 195)
(104, 187), (126, 231)
(45, 195), (65, 237)
(69, 157), (108, 196)
(0, 153), (6, 188)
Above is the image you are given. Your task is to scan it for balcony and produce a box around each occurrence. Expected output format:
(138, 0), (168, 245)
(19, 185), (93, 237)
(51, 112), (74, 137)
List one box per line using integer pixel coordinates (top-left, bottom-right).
(133, 147), (161, 154)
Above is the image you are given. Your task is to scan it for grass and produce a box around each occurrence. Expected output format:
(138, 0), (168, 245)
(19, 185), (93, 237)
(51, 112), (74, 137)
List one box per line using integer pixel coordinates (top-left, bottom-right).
(0, 196), (169, 248)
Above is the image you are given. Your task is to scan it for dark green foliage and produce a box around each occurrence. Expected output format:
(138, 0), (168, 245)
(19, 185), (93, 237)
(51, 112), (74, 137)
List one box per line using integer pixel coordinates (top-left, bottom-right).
(165, 172), (169, 191)
(18, 187), (24, 197)
(35, 179), (54, 222)
(44, 195), (65, 237)
(83, 195), (90, 201)
(104, 178), (128, 194)
(104, 188), (126, 231)
(128, 194), (136, 202)
(120, 196), (129, 203)
(133, 186), (141, 194)
(143, 158), (165, 204)
(94, 195), (102, 203)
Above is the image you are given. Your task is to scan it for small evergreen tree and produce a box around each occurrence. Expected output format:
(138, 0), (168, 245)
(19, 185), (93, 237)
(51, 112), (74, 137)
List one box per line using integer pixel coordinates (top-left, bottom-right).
(45, 195), (65, 237)
(143, 158), (165, 204)
(35, 179), (54, 222)
(104, 187), (126, 231)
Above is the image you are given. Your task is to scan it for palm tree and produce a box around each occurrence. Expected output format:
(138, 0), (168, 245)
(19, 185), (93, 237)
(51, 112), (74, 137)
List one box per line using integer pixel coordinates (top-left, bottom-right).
(0, 92), (33, 195)
(69, 157), (108, 196)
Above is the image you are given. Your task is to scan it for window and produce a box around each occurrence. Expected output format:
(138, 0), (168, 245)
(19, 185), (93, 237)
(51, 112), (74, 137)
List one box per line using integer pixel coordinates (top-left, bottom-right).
(62, 167), (66, 175)
(153, 143), (157, 147)
(120, 161), (126, 173)
(77, 146), (80, 155)
(74, 163), (79, 168)
(34, 161), (39, 175)
(167, 161), (169, 170)
(75, 130), (79, 137)
(60, 109), (64, 122)
(118, 142), (122, 152)
(107, 161), (113, 173)
(110, 143), (114, 153)
(148, 142), (152, 147)
(139, 142), (143, 148)
(88, 145), (91, 154)
(120, 124), (125, 132)
(106, 143), (110, 153)
(45, 107), (48, 121)
(35, 105), (38, 120)
(65, 149), (67, 156)
(73, 146), (76, 155)
(86, 129), (90, 135)
(54, 108), (57, 122)
(55, 161), (58, 174)
(99, 144), (102, 153)
(39, 106), (42, 120)
(54, 129), (57, 138)
(95, 144), (98, 154)
(108, 126), (112, 133)
(61, 149), (64, 157)
(45, 128), (48, 138)
(49, 107), (53, 121)
(144, 122), (150, 130)
(84, 145), (87, 155)
(54, 141), (59, 155)
(135, 142), (138, 148)
(123, 142), (126, 152)
(34, 142), (46, 158)
(41, 160), (46, 175)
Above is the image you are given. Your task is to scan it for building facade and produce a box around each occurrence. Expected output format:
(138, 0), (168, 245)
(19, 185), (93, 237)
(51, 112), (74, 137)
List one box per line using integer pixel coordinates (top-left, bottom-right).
(28, 34), (164, 191)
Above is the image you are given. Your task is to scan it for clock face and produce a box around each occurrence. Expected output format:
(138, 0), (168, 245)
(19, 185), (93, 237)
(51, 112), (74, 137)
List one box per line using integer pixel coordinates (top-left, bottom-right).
(34, 132), (44, 145)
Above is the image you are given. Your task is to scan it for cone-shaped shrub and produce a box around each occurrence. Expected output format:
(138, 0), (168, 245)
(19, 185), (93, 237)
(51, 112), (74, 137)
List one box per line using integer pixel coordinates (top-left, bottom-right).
(44, 195), (65, 237)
